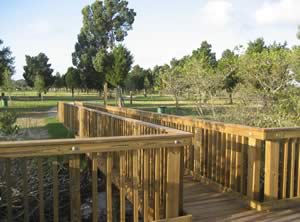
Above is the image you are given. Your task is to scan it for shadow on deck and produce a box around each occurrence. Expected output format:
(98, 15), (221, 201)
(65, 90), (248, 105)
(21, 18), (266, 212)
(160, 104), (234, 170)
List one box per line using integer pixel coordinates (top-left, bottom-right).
(183, 175), (300, 222)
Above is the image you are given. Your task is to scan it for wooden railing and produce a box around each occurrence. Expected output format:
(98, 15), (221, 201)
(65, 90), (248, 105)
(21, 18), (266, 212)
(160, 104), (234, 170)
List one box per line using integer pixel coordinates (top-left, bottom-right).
(82, 103), (300, 210)
(0, 103), (192, 222)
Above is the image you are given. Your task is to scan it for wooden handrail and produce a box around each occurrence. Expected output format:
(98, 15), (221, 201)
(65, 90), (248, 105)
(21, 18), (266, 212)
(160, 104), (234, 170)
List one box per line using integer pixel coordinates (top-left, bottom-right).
(0, 134), (192, 158)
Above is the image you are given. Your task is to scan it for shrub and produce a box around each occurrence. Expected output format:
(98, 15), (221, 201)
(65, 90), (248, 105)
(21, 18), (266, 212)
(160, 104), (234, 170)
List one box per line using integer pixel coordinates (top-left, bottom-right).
(0, 111), (19, 136)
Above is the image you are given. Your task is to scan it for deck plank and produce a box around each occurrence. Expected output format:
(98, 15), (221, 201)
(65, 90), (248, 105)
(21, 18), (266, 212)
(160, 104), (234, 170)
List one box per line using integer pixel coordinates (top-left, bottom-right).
(183, 175), (300, 222)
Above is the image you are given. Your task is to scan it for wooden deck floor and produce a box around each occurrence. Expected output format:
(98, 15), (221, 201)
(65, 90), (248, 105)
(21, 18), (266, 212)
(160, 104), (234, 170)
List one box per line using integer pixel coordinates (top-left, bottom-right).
(183, 176), (300, 222)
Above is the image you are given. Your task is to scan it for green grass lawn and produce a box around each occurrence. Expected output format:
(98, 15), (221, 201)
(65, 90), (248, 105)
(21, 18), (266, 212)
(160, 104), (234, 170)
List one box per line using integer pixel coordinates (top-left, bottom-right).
(45, 117), (74, 139)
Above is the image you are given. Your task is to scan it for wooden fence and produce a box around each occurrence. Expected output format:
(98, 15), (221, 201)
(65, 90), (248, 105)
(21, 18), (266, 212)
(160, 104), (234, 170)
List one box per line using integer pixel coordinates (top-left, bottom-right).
(0, 103), (192, 222)
(82, 103), (300, 210)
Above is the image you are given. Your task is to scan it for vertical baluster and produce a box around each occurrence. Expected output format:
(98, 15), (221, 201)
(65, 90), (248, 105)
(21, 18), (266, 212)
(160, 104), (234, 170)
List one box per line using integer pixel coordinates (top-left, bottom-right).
(22, 159), (29, 222)
(53, 157), (59, 222)
(290, 140), (296, 198)
(133, 150), (139, 222)
(230, 135), (236, 190)
(155, 148), (161, 220)
(5, 159), (12, 221)
(281, 140), (289, 198)
(120, 151), (126, 222)
(106, 152), (113, 222)
(38, 158), (45, 222)
(92, 153), (98, 222)
(143, 150), (149, 221)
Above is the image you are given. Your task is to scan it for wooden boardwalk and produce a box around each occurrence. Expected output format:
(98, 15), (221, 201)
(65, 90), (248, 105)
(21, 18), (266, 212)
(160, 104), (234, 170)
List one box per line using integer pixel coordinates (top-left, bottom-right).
(183, 175), (300, 222)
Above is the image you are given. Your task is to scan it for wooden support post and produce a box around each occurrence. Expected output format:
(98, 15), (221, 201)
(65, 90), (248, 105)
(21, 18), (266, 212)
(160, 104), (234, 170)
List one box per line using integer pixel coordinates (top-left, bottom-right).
(69, 155), (81, 222)
(78, 106), (85, 138)
(247, 138), (262, 201)
(166, 146), (182, 218)
(264, 141), (280, 201)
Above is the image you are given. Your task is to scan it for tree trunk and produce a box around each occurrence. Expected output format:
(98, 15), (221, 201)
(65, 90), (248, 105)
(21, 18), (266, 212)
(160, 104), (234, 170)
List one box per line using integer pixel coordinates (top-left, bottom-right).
(229, 93), (233, 104)
(130, 91), (133, 105)
(175, 95), (179, 113)
(103, 82), (108, 105)
(117, 86), (124, 108)
(72, 88), (74, 98)
(144, 89), (147, 97)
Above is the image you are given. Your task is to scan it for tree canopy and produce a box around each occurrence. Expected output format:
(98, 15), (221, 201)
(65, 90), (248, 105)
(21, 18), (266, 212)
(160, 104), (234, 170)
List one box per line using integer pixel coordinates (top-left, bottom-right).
(72, 0), (136, 91)
(0, 39), (14, 86)
(23, 53), (54, 89)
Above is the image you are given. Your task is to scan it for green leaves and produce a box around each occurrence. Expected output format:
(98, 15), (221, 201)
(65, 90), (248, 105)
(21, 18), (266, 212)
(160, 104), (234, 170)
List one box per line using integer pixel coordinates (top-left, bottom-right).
(0, 111), (19, 136)
(0, 39), (14, 86)
(23, 53), (54, 90)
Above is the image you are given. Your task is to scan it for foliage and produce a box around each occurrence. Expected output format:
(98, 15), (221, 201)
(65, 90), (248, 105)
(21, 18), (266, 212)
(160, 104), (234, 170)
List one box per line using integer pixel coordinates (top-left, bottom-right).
(65, 67), (81, 97)
(217, 49), (239, 104)
(34, 74), (45, 97)
(53, 72), (65, 89)
(0, 111), (19, 136)
(125, 65), (147, 91)
(238, 48), (292, 106)
(0, 39), (14, 86)
(1, 68), (13, 93)
(192, 41), (217, 69)
(72, 0), (136, 91)
(184, 56), (223, 117)
(246, 38), (267, 54)
(23, 53), (54, 89)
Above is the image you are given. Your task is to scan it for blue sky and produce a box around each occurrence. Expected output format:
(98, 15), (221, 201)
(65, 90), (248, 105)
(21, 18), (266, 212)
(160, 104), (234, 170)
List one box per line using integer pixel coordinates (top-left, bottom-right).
(0, 0), (299, 80)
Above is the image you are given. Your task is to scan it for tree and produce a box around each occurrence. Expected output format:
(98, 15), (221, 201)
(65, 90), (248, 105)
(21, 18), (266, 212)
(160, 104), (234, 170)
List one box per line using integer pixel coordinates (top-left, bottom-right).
(1, 68), (13, 94)
(218, 49), (239, 104)
(184, 56), (223, 117)
(23, 53), (54, 92)
(192, 41), (217, 68)
(73, 0), (136, 103)
(239, 48), (292, 106)
(65, 67), (81, 97)
(161, 64), (186, 111)
(34, 74), (45, 99)
(125, 65), (147, 91)
(0, 39), (14, 86)
(53, 72), (65, 89)
(246, 38), (266, 54)
(106, 45), (133, 87)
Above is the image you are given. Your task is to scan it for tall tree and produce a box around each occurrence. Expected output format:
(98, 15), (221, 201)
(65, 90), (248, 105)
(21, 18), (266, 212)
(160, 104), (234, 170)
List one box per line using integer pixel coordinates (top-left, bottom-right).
(23, 53), (54, 91)
(218, 49), (239, 104)
(53, 72), (65, 89)
(0, 39), (14, 86)
(1, 68), (13, 94)
(125, 65), (147, 91)
(73, 0), (136, 102)
(65, 67), (81, 97)
(34, 75), (45, 99)
(246, 38), (266, 54)
(192, 41), (217, 68)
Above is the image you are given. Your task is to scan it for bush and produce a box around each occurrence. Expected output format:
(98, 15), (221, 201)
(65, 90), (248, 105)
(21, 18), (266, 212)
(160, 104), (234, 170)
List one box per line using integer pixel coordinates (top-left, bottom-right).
(0, 111), (19, 136)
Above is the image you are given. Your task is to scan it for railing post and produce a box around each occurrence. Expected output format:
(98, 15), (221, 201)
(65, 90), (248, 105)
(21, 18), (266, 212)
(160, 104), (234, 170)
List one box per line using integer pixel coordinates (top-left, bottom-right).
(57, 102), (64, 123)
(264, 140), (280, 201)
(166, 145), (183, 218)
(247, 138), (262, 201)
(78, 106), (85, 138)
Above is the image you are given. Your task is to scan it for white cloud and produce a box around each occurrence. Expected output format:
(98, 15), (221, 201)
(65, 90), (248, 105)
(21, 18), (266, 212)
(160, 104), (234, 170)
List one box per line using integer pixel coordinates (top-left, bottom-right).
(256, 0), (300, 25)
(200, 0), (234, 26)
